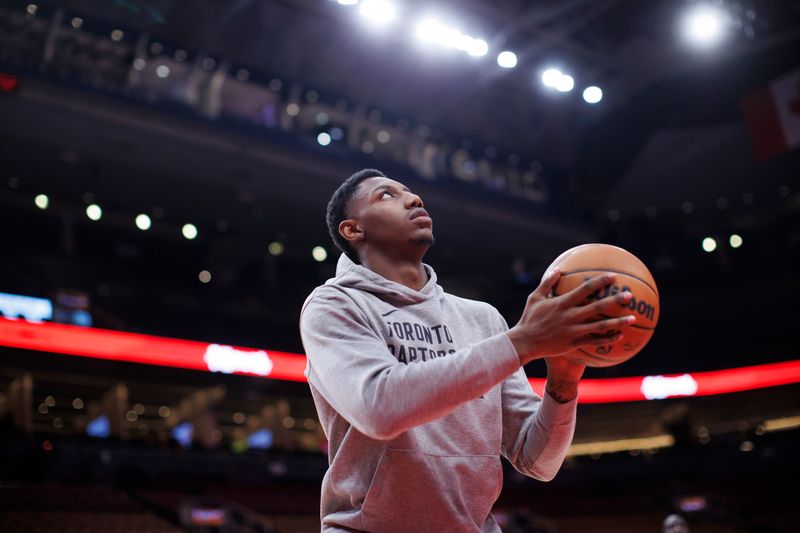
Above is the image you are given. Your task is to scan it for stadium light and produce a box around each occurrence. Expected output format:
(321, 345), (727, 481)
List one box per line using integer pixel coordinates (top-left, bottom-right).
(702, 237), (717, 252)
(182, 223), (198, 240)
(416, 19), (440, 42)
(34, 194), (48, 209)
(729, 234), (743, 248)
(86, 204), (102, 221)
(683, 5), (728, 48)
(583, 86), (603, 103)
(541, 68), (562, 88)
(542, 68), (576, 92)
(467, 39), (488, 57)
(135, 214), (151, 231)
(312, 246), (328, 262)
(317, 132), (332, 146)
(554, 74), (574, 92)
(497, 51), (517, 69)
(415, 18), (488, 57)
(359, 0), (396, 24)
(268, 241), (284, 256)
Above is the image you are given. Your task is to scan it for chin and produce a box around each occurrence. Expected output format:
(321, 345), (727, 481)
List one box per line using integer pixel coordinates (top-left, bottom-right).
(410, 235), (435, 246)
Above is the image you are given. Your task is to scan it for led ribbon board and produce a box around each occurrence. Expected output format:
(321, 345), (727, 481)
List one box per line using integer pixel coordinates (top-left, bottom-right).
(0, 318), (798, 403)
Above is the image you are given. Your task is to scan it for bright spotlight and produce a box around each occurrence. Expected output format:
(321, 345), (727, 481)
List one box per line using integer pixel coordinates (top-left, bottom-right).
(467, 38), (488, 57)
(583, 86), (603, 103)
(497, 51), (517, 68)
(198, 270), (212, 283)
(34, 194), (49, 209)
(359, 0), (396, 24)
(702, 237), (717, 252)
(729, 234), (743, 248)
(415, 19), (487, 57)
(555, 74), (574, 92)
(683, 5), (728, 47)
(454, 33), (473, 52)
(317, 132), (332, 146)
(439, 27), (460, 48)
(155, 65), (170, 78)
(312, 246), (328, 262)
(416, 19), (440, 42)
(182, 223), (198, 240)
(86, 204), (102, 221)
(541, 68), (562, 88)
(135, 214), (151, 231)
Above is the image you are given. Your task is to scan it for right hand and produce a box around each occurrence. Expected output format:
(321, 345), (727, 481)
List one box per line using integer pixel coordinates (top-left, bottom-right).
(506, 269), (636, 366)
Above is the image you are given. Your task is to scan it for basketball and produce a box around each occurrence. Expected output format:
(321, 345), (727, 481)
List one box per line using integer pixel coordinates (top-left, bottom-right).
(545, 243), (659, 367)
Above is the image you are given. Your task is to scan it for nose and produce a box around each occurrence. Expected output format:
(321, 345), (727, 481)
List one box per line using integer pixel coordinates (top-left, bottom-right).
(405, 191), (424, 208)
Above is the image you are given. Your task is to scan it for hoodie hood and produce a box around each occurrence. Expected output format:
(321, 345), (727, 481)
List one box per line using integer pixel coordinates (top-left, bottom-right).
(326, 253), (443, 306)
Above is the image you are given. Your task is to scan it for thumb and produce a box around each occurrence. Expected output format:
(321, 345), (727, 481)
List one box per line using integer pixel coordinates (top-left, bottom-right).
(534, 268), (561, 298)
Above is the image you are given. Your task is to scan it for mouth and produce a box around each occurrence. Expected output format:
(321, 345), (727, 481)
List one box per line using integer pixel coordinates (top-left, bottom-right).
(409, 208), (430, 221)
(409, 209), (433, 226)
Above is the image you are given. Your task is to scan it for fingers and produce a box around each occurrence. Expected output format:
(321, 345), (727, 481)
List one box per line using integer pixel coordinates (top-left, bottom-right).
(559, 273), (617, 307)
(532, 268), (561, 299)
(571, 330), (623, 347)
(574, 289), (633, 319)
(572, 314), (636, 338)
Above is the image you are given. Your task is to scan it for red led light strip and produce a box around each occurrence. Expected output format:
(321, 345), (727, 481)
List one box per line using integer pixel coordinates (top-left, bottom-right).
(0, 318), (307, 383)
(1, 318), (798, 403)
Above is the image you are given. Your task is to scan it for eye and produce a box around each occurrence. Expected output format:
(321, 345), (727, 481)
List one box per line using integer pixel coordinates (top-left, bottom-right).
(379, 190), (394, 199)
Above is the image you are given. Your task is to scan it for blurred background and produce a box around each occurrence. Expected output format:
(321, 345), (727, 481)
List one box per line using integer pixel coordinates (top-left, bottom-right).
(0, 0), (799, 531)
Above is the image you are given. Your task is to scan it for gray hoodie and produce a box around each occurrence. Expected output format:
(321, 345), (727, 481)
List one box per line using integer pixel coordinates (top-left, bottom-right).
(300, 254), (577, 532)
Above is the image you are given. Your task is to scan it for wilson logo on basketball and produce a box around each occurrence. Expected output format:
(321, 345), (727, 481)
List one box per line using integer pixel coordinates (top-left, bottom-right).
(586, 281), (656, 321)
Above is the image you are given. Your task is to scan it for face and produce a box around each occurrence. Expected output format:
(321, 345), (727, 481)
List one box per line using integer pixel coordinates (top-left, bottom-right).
(341, 176), (434, 258)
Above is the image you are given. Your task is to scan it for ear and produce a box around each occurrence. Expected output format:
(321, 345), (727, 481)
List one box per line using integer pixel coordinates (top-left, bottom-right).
(339, 219), (364, 245)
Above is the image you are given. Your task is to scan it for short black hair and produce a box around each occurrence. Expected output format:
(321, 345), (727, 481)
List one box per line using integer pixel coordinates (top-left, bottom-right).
(326, 168), (387, 263)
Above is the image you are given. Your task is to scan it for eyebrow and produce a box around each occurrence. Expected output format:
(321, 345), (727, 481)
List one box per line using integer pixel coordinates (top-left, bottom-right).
(371, 183), (412, 196)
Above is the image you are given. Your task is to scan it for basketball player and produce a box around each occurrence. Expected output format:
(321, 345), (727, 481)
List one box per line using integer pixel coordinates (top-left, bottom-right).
(300, 169), (636, 531)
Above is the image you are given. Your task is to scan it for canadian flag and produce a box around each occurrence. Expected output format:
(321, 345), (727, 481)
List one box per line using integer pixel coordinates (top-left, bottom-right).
(741, 67), (800, 161)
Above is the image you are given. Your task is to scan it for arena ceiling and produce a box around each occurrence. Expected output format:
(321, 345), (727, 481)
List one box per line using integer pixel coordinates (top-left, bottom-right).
(56, 0), (800, 194)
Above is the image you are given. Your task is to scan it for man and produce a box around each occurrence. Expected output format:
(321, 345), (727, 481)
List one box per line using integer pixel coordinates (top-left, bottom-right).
(300, 169), (635, 532)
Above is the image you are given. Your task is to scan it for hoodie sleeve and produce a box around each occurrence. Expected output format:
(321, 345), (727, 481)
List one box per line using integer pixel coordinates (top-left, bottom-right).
(499, 369), (577, 481)
(299, 288), (521, 441)
(496, 313), (577, 482)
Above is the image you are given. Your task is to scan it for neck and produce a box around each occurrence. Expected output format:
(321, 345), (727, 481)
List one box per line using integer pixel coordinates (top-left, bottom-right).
(359, 250), (428, 291)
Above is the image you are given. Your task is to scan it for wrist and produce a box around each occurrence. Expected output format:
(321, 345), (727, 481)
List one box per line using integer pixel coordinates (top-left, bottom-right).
(507, 327), (553, 366)
(544, 355), (585, 403)
(545, 378), (579, 403)
(506, 327), (532, 366)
